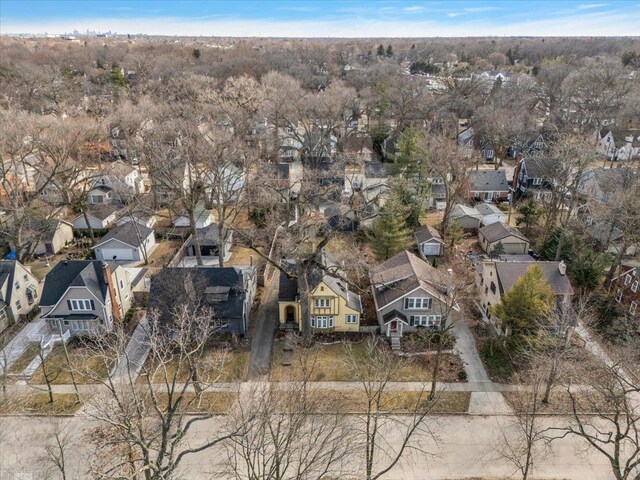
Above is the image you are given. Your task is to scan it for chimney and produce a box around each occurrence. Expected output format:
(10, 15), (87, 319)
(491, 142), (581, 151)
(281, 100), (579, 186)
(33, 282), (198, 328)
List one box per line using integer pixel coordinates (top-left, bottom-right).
(558, 261), (567, 276)
(102, 263), (121, 326)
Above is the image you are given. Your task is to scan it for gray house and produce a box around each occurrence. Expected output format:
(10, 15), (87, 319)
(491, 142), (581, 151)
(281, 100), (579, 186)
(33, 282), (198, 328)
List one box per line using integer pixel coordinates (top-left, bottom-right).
(370, 250), (460, 337)
(467, 170), (510, 202)
(450, 204), (483, 231)
(40, 260), (133, 335)
(414, 225), (444, 258)
(181, 224), (233, 266)
(72, 204), (120, 230)
(93, 222), (156, 262)
(148, 267), (256, 336)
(0, 260), (41, 333)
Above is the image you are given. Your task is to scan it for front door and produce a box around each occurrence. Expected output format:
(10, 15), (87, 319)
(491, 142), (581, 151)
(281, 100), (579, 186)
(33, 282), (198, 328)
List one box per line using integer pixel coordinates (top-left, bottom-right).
(285, 305), (295, 323)
(45, 243), (54, 254)
(390, 320), (397, 332)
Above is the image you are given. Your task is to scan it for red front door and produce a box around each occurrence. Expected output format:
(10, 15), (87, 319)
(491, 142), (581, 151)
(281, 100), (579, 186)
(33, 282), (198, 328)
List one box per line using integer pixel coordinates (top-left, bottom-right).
(390, 320), (397, 331)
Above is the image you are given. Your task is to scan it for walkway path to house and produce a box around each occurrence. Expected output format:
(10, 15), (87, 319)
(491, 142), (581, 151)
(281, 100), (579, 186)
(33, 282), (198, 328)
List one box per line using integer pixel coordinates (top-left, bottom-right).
(0, 318), (46, 374)
(110, 315), (151, 382)
(247, 271), (280, 380)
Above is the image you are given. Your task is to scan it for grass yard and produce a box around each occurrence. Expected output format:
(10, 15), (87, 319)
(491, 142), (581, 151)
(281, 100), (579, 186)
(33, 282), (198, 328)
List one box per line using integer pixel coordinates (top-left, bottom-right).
(304, 390), (470, 414)
(7, 342), (41, 375)
(270, 341), (465, 383)
(504, 389), (609, 415)
(141, 346), (249, 384)
(0, 393), (82, 414)
(29, 343), (116, 385)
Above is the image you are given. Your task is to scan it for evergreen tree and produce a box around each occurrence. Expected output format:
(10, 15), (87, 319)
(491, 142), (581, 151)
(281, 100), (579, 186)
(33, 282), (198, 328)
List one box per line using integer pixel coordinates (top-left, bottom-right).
(386, 44), (393, 58)
(445, 221), (465, 253)
(370, 197), (412, 261)
(376, 44), (385, 57)
(110, 63), (127, 88)
(516, 199), (542, 238)
(192, 48), (201, 60)
(489, 241), (505, 258)
(491, 264), (555, 335)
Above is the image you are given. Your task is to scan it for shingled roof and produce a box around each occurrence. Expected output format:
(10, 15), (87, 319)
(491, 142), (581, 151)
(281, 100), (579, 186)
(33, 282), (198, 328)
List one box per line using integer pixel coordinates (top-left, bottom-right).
(467, 170), (509, 192)
(40, 261), (111, 307)
(370, 250), (454, 311)
(479, 222), (529, 244)
(495, 261), (573, 296)
(95, 222), (153, 248)
(414, 225), (443, 245)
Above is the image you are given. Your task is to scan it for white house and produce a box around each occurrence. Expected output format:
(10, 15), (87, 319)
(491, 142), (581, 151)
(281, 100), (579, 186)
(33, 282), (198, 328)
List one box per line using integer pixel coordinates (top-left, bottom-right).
(93, 223), (156, 262)
(72, 204), (120, 230)
(35, 219), (74, 255)
(414, 225), (444, 258)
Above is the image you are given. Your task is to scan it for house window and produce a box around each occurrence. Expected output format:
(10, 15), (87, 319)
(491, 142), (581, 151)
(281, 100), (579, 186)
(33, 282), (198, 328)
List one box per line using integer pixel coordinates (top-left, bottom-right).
(630, 301), (637, 316)
(411, 315), (442, 327)
(14, 282), (20, 290)
(314, 298), (330, 308)
(119, 279), (124, 289)
(483, 192), (492, 201)
(15, 300), (22, 310)
(624, 275), (632, 285)
(0, 308), (6, 321)
(311, 316), (333, 329)
(346, 314), (357, 324)
(404, 297), (432, 310)
(69, 299), (93, 311)
(490, 282), (497, 295)
(632, 281), (638, 293)
(532, 178), (542, 186)
(615, 289), (622, 303)
(23, 274), (28, 282)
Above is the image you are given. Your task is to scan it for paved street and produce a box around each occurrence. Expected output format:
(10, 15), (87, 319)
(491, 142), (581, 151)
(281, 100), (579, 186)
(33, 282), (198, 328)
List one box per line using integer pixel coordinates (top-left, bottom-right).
(247, 270), (279, 379)
(0, 414), (620, 479)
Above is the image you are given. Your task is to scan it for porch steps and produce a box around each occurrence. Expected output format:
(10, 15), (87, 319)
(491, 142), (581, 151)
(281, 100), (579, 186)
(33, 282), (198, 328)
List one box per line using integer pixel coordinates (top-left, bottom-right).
(390, 335), (401, 353)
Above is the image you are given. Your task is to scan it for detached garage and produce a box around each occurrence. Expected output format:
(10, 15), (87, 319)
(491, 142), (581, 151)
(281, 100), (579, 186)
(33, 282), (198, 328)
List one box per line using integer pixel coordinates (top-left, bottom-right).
(93, 223), (156, 262)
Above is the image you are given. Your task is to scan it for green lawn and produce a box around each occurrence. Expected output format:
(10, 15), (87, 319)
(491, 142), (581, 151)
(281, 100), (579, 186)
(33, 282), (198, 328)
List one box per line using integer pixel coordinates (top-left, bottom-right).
(479, 340), (515, 383)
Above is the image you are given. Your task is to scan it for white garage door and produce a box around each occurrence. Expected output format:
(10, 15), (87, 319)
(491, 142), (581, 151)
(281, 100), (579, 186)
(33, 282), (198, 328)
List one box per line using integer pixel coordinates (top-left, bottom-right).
(100, 247), (135, 261)
(422, 242), (441, 256)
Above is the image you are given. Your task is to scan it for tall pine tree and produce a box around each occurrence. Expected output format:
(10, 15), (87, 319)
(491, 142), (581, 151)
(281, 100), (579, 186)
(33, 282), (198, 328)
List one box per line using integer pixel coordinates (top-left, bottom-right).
(370, 197), (412, 261)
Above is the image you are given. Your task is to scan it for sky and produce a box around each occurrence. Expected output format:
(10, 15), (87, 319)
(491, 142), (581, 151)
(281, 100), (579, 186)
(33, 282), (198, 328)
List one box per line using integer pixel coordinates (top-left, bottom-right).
(1, 0), (639, 37)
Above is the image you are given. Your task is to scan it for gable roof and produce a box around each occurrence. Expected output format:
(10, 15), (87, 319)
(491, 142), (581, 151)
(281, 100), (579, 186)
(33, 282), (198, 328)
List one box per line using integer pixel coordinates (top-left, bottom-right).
(76, 204), (121, 222)
(494, 261), (573, 296)
(278, 254), (362, 312)
(94, 222), (153, 249)
(148, 267), (247, 325)
(474, 202), (504, 217)
(523, 157), (555, 180)
(40, 260), (111, 307)
(414, 225), (444, 245)
(0, 260), (18, 307)
(467, 170), (510, 192)
(479, 222), (529, 244)
(370, 250), (453, 310)
(451, 204), (482, 220)
(341, 135), (373, 153)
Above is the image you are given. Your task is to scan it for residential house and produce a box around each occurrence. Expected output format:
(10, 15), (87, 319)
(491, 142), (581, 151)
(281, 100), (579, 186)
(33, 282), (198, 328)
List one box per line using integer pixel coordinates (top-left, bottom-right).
(115, 210), (157, 229)
(457, 127), (474, 158)
(610, 260), (640, 320)
(92, 222), (156, 262)
(278, 254), (363, 333)
(525, 134), (547, 157)
(39, 260), (133, 335)
(478, 260), (573, 334)
(95, 160), (145, 195)
(594, 130), (640, 162)
(148, 266), (256, 336)
(478, 222), (530, 255)
(475, 202), (506, 226)
(35, 219), (74, 255)
(479, 139), (495, 163)
(468, 169), (510, 202)
(450, 204), (483, 231)
(516, 157), (554, 202)
(370, 250), (460, 338)
(414, 225), (444, 258)
(340, 135), (375, 163)
(71, 204), (120, 230)
(362, 162), (392, 208)
(427, 175), (448, 210)
(0, 260), (40, 332)
(594, 130), (617, 159)
(180, 224), (233, 266)
(87, 185), (115, 205)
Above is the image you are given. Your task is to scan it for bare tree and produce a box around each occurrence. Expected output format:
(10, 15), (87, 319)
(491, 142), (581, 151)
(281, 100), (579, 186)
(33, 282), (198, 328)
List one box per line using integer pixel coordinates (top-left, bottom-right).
(221, 378), (354, 480)
(344, 336), (438, 480)
(83, 306), (243, 479)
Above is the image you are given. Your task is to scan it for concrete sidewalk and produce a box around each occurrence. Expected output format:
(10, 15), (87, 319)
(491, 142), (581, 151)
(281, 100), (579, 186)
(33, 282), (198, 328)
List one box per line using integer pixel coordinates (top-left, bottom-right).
(0, 318), (46, 374)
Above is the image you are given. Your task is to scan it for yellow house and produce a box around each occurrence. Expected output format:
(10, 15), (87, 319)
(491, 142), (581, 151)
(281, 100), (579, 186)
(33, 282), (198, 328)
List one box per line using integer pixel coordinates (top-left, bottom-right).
(278, 260), (362, 333)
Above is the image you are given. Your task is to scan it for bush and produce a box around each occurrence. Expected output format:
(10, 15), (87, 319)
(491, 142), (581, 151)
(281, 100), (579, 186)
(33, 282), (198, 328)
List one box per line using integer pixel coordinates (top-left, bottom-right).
(457, 369), (468, 381)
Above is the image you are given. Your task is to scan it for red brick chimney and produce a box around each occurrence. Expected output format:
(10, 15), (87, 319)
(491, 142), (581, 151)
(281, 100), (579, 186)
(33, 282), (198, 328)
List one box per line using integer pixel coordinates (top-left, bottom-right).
(102, 263), (121, 326)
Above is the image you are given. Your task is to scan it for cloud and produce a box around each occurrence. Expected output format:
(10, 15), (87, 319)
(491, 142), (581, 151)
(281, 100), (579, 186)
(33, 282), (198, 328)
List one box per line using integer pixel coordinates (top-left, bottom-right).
(403, 5), (424, 13)
(446, 5), (498, 18)
(576, 3), (609, 9)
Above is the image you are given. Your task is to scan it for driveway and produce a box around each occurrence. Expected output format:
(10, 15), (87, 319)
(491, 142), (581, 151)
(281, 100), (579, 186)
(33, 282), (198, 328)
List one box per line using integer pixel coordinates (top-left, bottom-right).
(0, 318), (46, 374)
(247, 271), (279, 380)
(110, 315), (151, 382)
